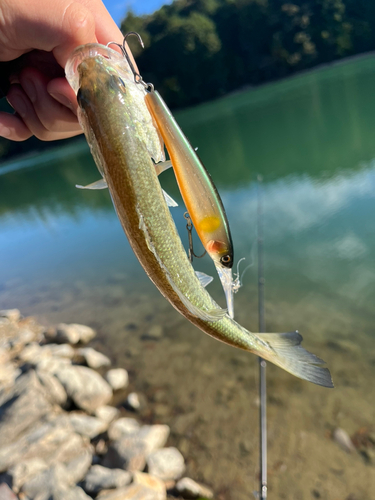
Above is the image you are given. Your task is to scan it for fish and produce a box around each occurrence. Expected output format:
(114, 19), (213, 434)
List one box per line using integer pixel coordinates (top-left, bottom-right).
(145, 88), (237, 318)
(65, 43), (333, 388)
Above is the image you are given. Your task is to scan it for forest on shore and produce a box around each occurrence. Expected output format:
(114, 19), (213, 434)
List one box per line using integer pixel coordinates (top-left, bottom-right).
(122, 0), (375, 107)
(1, 0), (375, 160)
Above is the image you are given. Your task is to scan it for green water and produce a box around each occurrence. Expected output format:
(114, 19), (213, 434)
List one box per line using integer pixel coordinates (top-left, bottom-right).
(1, 55), (375, 499)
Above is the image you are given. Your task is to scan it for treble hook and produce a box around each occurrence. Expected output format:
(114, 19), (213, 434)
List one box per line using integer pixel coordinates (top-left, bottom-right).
(184, 212), (207, 263)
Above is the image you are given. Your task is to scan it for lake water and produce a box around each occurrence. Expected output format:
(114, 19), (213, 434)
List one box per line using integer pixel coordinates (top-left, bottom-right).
(1, 55), (375, 499)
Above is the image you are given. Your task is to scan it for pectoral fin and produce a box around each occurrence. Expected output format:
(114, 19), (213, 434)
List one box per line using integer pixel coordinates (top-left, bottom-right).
(154, 160), (172, 176)
(162, 189), (178, 207)
(195, 271), (214, 288)
(76, 179), (108, 190)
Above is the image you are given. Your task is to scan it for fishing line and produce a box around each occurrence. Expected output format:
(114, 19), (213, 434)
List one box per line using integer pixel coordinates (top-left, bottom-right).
(257, 174), (267, 499)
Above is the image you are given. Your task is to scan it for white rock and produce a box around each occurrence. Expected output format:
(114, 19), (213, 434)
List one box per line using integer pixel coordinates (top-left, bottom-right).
(36, 370), (68, 406)
(0, 416), (91, 475)
(83, 465), (131, 494)
(69, 413), (108, 438)
(21, 463), (92, 500)
(0, 362), (21, 387)
(175, 477), (214, 499)
(126, 392), (141, 410)
(53, 365), (112, 413)
(77, 347), (111, 369)
(13, 328), (35, 345)
(333, 427), (356, 453)
(0, 309), (20, 322)
(0, 371), (53, 450)
(64, 446), (93, 484)
(105, 368), (129, 391)
(19, 343), (43, 363)
(53, 323), (96, 344)
(41, 343), (75, 358)
(36, 356), (71, 373)
(95, 405), (120, 424)
(108, 418), (140, 441)
(102, 437), (146, 471)
(9, 458), (48, 493)
(107, 420), (169, 456)
(137, 425), (170, 455)
(98, 483), (163, 500)
(0, 346), (10, 364)
(133, 471), (166, 499)
(147, 447), (185, 481)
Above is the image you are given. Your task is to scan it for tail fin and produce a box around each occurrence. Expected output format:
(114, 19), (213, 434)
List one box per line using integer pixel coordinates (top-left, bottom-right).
(259, 331), (334, 388)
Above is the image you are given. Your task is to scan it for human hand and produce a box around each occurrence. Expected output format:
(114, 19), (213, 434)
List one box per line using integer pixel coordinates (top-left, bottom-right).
(0, 0), (126, 141)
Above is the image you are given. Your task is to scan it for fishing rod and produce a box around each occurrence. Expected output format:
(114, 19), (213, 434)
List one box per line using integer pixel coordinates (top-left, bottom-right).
(257, 175), (267, 499)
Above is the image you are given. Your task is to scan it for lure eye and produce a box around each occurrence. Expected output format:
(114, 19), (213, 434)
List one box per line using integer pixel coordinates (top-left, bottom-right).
(220, 254), (232, 268)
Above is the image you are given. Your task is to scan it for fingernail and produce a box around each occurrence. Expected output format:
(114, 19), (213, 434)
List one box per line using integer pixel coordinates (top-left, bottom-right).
(8, 94), (27, 118)
(49, 92), (74, 110)
(0, 124), (11, 137)
(23, 78), (37, 103)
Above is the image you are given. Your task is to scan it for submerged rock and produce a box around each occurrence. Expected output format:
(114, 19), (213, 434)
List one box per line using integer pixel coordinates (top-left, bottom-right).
(147, 447), (185, 481)
(333, 428), (356, 453)
(48, 323), (96, 344)
(141, 325), (163, 341)
(83, 465), (132, 494)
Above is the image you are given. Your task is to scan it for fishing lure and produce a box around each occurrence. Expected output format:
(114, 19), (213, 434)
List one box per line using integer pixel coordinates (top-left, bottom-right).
(120, 33), (237, 318)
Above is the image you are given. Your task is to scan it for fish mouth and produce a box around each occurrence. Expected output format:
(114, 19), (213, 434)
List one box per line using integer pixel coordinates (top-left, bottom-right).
(214, 263), (234, 319)
(65, 43), (127, 94)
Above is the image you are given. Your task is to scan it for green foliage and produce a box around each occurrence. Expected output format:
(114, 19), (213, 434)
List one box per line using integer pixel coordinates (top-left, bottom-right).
(121, 0), (375, 108)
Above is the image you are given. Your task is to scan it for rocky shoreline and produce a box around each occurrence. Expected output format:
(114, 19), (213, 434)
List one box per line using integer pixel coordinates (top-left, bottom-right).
(0, 309), (213, 500)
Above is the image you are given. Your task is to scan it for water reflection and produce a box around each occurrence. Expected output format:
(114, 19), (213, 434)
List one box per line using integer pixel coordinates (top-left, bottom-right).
(1, 54), (375, 499)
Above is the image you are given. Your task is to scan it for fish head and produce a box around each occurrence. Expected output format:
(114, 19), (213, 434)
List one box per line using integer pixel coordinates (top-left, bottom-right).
(76, 57), (127, 110)
(65, 43), (166, 164)
(65, 43), (132, 93)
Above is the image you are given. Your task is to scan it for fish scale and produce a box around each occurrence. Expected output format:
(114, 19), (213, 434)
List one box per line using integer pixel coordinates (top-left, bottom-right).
(66, 45), (333, 388)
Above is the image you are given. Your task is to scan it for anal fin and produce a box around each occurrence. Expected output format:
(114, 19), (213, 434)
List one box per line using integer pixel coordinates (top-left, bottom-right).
(76, 178), (108, 190)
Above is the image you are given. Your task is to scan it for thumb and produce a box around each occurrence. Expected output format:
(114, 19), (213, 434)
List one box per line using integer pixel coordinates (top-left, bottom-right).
(0, 0), (96, 66)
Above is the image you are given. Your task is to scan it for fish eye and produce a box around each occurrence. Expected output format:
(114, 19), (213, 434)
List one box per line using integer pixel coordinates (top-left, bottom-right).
(220, 254), (232, 267)
(77, 88), (85, 108)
